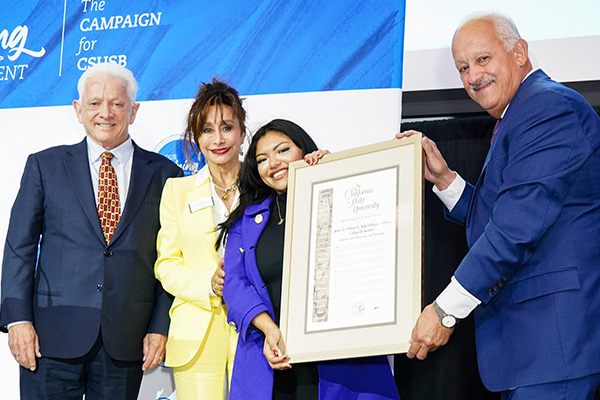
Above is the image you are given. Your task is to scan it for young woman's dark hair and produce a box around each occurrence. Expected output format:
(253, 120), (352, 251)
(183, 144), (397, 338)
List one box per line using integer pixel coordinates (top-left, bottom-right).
(217, 119), (318, 247)
(183, 78), (246, 165)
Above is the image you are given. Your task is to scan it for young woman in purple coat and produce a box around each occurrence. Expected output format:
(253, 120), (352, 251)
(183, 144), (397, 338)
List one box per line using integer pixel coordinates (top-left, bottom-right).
(219, 119), (400, 400)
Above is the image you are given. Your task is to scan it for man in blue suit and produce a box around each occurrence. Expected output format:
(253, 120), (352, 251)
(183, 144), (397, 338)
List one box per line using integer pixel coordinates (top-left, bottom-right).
(400, 12), (600, 399)
(0, 63), (182, 399)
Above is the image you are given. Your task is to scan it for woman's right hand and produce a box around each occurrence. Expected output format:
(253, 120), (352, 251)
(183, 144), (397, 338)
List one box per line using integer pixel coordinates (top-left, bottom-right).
(263, 326), (291, 370)
(252, 312), (291, 370)
(303, 149), (330, 165)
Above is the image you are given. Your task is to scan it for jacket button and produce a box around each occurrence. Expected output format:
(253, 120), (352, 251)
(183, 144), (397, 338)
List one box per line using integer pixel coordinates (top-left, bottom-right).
(96, 284), (103, 293)
(487, 289), (494, 296)
(229, 321), (237, 329)
(103, 249), (112, 257)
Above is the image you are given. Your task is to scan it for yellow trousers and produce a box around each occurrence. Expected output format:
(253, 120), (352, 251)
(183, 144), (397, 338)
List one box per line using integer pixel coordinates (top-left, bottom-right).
(172, 306), (237, 400)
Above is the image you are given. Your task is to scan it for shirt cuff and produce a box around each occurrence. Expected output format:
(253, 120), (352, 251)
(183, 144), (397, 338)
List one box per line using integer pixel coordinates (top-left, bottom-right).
(432, 173), (465, 212)
(435, 276), (480, 319)
(7, 321), (32, 329)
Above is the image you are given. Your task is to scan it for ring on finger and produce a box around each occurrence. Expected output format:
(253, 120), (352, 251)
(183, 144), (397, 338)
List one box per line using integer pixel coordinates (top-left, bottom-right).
(12, 352), (19, 357)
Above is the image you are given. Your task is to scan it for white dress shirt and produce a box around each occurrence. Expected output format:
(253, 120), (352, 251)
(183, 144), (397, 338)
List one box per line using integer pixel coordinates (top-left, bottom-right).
(86, 136), (134, 210)
(194, 165), (240, 297)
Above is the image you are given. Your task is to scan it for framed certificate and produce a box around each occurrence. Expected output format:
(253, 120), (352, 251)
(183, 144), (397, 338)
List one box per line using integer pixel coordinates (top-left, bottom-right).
(279, 135), (423, 363)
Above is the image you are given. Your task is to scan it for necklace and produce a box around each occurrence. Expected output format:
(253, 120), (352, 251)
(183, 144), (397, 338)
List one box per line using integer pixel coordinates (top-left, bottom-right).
(213, 181), (237, 200)
(275, 195), (285, 225)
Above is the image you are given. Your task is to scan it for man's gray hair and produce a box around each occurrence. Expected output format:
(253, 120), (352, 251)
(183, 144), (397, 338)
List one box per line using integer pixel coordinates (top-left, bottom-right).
(457, 11), (522, 51)
(77, 63), (138, 105)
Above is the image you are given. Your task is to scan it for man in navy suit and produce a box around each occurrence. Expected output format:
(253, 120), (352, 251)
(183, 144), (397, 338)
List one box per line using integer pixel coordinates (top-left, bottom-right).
(0, 63), (182, 399)
(399, 12), (600, 399)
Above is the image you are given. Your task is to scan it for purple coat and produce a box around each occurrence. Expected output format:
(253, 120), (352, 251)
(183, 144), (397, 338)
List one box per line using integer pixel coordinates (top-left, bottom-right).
(223, 196), (400, 399)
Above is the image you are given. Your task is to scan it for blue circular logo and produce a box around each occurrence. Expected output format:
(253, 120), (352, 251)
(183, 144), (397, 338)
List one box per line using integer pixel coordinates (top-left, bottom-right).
(155, 133), (205, 176)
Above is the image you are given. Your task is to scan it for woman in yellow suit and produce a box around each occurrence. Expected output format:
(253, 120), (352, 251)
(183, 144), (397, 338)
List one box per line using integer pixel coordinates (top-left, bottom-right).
(155, 79), (244, 399)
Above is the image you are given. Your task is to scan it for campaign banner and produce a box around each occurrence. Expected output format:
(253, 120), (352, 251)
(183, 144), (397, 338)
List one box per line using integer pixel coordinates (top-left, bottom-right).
(1, 0), (404, 109)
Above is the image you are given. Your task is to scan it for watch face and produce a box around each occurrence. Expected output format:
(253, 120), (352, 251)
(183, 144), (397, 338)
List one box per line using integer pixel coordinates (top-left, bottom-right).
(442, 315), (456, 328)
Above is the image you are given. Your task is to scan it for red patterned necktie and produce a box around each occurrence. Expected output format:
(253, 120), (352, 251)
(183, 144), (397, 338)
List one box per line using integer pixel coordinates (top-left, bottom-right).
(98, 152), (120, 243)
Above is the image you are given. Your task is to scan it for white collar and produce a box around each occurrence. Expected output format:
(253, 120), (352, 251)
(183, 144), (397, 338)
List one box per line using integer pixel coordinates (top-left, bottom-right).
(86, 136), (133, 163)
(500, 68), (539, 118)
(195, 164), (211, 187)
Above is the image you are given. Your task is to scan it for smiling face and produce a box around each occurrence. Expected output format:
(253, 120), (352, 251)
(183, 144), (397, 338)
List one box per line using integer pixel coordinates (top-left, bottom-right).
(197, 104), (245, 170)
(452, 18), (529, 119)
(255, 130), (303, 194)
(73, 75), (139, 150)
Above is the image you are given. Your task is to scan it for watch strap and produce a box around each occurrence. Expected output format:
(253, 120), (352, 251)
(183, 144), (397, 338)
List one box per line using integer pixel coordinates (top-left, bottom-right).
(433, 301), (459, 327)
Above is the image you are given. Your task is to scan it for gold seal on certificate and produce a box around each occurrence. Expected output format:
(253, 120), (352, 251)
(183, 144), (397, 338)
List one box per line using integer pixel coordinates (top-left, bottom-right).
(279, 135), (423, 363)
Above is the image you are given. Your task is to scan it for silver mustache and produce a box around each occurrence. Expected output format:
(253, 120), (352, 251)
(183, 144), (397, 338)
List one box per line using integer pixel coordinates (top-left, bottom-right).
(470, 77), (496, 91)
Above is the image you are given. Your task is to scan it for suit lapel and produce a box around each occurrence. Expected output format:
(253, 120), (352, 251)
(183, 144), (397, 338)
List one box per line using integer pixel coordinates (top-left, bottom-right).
(467, 118), (508, 245)
(467, 117), (505, 233)
(186, 175), (220, 264)
(243, 197), (273, 288)
(466, 135), (497, 245)
(466, 71), (547, 246)
(109, 143), (153, 244)
(64, 139), (106, 244)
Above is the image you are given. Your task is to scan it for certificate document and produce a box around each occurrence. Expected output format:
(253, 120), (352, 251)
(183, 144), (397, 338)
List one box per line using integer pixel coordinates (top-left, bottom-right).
(306, 167), (398, 332)
(280, 136), (422, 363)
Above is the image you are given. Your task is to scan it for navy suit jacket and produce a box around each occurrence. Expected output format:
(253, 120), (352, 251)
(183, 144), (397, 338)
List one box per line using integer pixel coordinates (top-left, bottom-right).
(0, 139), (182, 361)
(446, 70), (600, 391)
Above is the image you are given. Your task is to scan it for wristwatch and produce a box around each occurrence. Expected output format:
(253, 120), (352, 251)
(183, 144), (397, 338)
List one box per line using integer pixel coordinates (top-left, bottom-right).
(433, 301), (458, 328)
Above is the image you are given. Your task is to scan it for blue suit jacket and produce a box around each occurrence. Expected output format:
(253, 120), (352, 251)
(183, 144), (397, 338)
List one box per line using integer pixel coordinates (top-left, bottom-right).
(0, 139), (182, 361)
(447, 70), (600, 391)
(223, 196), (400, 400)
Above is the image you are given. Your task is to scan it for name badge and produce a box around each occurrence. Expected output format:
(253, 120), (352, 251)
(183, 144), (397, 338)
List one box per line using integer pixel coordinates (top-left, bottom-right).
(189, 197), (214, 213)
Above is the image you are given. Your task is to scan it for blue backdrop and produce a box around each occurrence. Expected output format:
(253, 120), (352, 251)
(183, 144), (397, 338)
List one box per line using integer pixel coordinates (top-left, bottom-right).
(1, 0), (405, 109)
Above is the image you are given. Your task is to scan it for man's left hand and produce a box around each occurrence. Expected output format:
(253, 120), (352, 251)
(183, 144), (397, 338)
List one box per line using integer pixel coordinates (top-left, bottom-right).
(142, 333), (167, 371)
(406, 304), (454, 360)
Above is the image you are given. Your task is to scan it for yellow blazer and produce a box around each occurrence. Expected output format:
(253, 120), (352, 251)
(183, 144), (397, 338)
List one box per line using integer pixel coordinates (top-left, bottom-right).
(155, 168), (233, 367)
